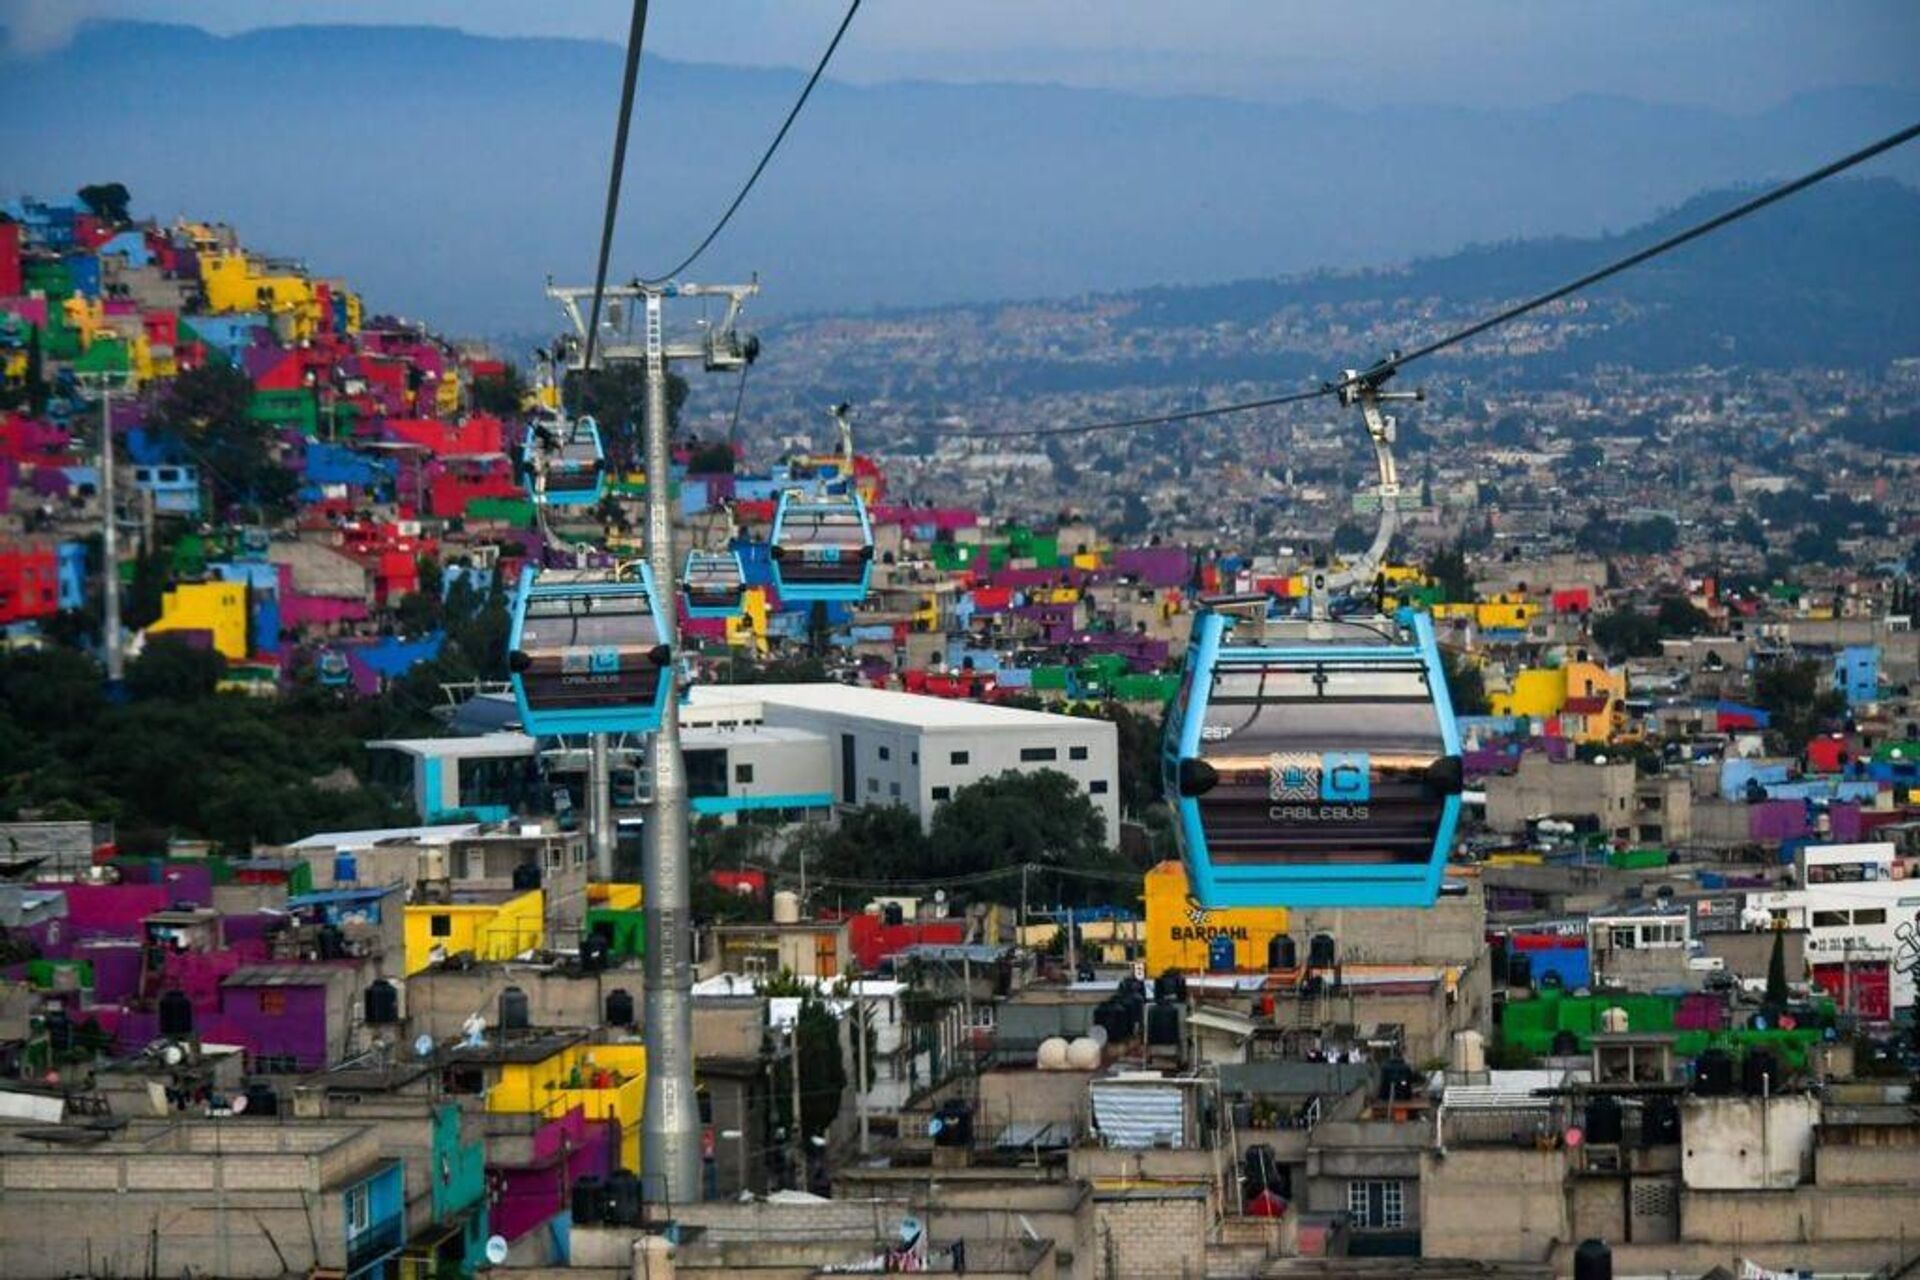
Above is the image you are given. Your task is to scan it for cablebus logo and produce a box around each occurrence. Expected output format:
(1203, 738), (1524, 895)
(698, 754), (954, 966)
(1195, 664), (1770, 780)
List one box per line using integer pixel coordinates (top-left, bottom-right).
(1268, 751), (1370, 821)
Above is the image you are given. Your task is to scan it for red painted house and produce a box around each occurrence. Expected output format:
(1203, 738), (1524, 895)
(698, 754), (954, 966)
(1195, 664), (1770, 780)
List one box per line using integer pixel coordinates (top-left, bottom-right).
(0, 220), (21, 297)
(0, 543), (60, 624)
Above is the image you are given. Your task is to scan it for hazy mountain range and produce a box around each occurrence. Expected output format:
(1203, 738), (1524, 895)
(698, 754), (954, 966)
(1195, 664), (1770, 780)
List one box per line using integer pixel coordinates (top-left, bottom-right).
(2, 21), (1918, 335)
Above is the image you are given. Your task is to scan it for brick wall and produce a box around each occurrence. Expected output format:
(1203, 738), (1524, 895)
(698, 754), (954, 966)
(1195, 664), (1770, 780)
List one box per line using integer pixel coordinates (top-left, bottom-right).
(1092, 1189), (1207, 1279)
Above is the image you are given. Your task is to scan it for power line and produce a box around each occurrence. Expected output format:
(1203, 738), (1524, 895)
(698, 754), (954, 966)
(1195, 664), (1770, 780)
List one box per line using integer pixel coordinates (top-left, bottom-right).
(642, 0), (863, 285)
(1364, 117), (1920, 384)
(580, 0), (651, 377)
(945, 119), (1920, 442)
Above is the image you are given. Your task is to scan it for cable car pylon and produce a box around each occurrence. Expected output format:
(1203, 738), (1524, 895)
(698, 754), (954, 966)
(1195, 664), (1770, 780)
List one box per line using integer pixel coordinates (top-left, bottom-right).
(1162, 360), (1465, 909)
(541, 276), (759, 1208)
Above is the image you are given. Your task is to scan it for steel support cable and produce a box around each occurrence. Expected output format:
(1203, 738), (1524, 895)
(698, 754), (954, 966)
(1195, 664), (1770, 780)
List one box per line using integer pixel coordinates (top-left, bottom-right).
(581, 0), (652, 377)
(642, 0), (863, 285)
(946, 118), (1920, 440)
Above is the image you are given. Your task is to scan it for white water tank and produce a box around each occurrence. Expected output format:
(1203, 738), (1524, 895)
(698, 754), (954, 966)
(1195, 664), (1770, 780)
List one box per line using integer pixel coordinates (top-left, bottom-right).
(1451, 1030), (1485, 1074)
(420, 847), (448, 883)
(1037, 1037), (1070, 1070)
(1600, 1006), (1629, 1033)
(773, 891), (801, 924)
(1066, 1037), (1102, 1070)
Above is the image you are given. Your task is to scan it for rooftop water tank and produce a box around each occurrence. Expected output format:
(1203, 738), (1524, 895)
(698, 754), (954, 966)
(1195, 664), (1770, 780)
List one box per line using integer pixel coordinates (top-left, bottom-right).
(1600, 1006), (1629, 1033)
(158, 989), (194, 1038)
(605, 988), (635, 1029)
(773, 891), (801, 924)
(1066, 1037), (1102, 1070)
(1451, 1030), (1485, 1075)
(364, 978), (400, 1025)
(1037, 1037), (1070, 1070)
(499, 985), (530, 1033)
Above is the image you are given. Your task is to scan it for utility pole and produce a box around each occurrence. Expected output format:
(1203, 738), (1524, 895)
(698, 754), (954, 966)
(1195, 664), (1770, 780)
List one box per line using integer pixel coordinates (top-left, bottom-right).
(548, 278), (758, 1208)
(789, 1019), (805, 1189)
(854, 983), (870, 1157)
(77, 372), (129, 688)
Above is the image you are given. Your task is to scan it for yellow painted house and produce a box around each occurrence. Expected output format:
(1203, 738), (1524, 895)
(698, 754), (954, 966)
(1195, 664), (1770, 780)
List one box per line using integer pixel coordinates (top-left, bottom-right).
(402, 889), (545, 975)
(199, 251), (362, 340)
(486, 1040), (646, 1171)
(1143, 861), (1289, 973)
(146, 581), (250, 661)
(1490, 658), (1625, 743)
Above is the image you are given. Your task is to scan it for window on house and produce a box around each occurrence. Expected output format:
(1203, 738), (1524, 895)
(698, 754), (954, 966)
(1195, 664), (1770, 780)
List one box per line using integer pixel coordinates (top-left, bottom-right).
(258, 989), (287, 1016)
(1347, 1179), (1404, 1229)
(1070, 746), (1089, 761)
(1610, 926), (1637, 950)
(735, 763), (755, 784)
(430, 914), (452, 938)
(931, 786), (951, 802)
(878, 746), (891, 761)
(868, 778), (879, 794)
(546, 846), (563, 871)
(1089, 780), (1109, 794)
(1020, 747), (1057, 762)
(890, 783), (901, 798)
(346, 1184), (371, 1235)
(911, 751), (919, 765)
(950, 751), (969, 766)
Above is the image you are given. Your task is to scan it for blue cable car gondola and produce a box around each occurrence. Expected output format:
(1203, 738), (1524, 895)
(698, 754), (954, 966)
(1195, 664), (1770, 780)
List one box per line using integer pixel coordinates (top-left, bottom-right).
(507, 564), (672, 735)
(520, 409), (606, 506)
(769, 490), (873, 604)
(316, 649), (350, 689)
(1163, 608), (1463, 909)
(682, 548), (748, 619)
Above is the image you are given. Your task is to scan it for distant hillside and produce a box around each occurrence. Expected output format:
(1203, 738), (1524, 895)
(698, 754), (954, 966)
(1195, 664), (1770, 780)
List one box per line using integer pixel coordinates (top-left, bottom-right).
(1, 21), (1917, 333)
(1116, 178), (1920, 372)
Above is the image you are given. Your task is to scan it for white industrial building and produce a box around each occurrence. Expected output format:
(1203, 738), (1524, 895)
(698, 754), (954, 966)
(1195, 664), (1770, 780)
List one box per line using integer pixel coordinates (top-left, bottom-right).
(369, 684), (1122, 846)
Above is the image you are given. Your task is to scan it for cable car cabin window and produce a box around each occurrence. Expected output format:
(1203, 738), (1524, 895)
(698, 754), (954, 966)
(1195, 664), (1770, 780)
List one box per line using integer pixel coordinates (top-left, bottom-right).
(783, 510), (867, 544)
(515, 590), (664, 714)
(1190, 661), (1450, 867)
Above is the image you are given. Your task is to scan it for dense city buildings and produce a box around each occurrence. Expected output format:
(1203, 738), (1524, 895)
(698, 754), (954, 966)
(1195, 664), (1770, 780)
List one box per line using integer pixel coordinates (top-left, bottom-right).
(3, 166), (1919, 1280)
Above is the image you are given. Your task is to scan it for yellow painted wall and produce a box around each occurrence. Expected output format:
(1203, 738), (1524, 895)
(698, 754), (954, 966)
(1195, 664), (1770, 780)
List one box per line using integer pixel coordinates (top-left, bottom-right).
(1492, 667), (1567, 718)
(148, 581), (250, 661)
(1071, 552), (1102, 571)
(588, 883), (642, 911)
(1143, 861), (1290, 974)
(402, 889), (545, 975)
(726, 587), (770, 654)
(199, 251), (323, 339)
(487, 1042), (647, 1170)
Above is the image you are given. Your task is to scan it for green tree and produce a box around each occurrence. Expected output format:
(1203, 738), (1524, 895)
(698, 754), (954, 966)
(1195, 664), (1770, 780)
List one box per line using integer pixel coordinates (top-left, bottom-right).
(1591, 608), (1664, 659)
(1427, 542), (1474, 603)
(1439, 647), (1490, 715)
(1763, 927), (1788, 1013)
(469, 363), (527, 416)
(1654, 595), (1711, 638)
(1754, 658), (1846, 753)
(789, 804), (930, 886)
(125, 636), (225, 701)
(562, 365), (688, 471)
(151, 363), (297, 517)
(926, 770), (1119, 902)
(76, 182), (132, 224)
(769, 991), (848, 1149)
(687, 440), (735, 474)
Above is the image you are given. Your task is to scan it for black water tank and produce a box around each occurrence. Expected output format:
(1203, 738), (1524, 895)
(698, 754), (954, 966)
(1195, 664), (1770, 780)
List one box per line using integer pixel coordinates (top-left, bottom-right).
(1584, 1095), (1623, 1145)
(605, 988), (635, 1028)
(1308, 933), (1337, 968)
(1243, 1143), (1278, 1187)
(579, 933), (611, 973)
(364, 979), (399, 1025)
(1695, 1049), (1735, 1096)
(158, 989), (194, 1038)
(604, 1170), (641, 1226)
(933, 1099), (974, 1147)
(1155, 969), (1188, 1004)
(1268, 935), (1298, 970)
(512, 862), (542, 891)
(500, 985), (531, 1032)
(1573, 1238), (1612, 1280)
(1378, 1059), (1418, 1102)
(1742, 1048), (1780, 1096)
(1551, 1030), (1580, 1057)
(572, 1175), (605, 1225)
(882, 901), (905, 927)
(1642, 1097), (1680, 1146)
(243, 1083), (279, 1117)
(1146, 1003), (1182, 1046)
(316, 925), (346, 960)
(1117, 976), (1147, 1003)
(1075, 960), (1096, 983)
(1508, 952), (1534, 988)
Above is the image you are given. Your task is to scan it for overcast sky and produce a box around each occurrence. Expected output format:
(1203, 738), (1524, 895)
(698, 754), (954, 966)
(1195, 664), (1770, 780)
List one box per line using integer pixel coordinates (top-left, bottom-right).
(5, 0), (1917, 110)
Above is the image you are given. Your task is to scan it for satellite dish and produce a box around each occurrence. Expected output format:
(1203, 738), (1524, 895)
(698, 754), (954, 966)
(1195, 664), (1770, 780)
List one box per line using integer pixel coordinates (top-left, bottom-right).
(934, 889), (947, 904)
(1564, 1127), (1584, 1148)
(898, 1215), (923, 1245)
(484, 1235), (509, 1266)
(229, 1093), (249, 1115)
(162, 1043), (185, 1066)
(1018, 1214), (1042, 1244)
(927, 1117), (945, 1137)
(415, 1033), (436, 1058)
